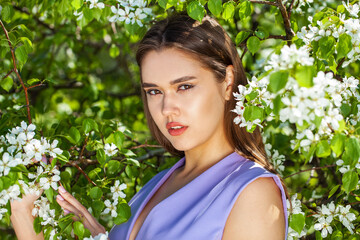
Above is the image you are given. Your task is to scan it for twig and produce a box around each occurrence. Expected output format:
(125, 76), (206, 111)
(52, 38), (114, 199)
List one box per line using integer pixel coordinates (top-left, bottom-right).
(275, 0), (295, 41)
(249, 0), (278, 7)
(79, 136), (89, 162)
(12, 5), (55, 33)
(240, 49), (247, 60)
(336, 57), (346, 70)
(284, 164), (336, 179)
(69, 161), (97, 186)
(130, 144), (162, 150)
(287, 0), (296, 18)
(350, 201), (360, 206)
(28, 83), (45, 89)
(1, 69), (13, 81)
(0, 20), (32, 123)
(268, 35), (287, 40)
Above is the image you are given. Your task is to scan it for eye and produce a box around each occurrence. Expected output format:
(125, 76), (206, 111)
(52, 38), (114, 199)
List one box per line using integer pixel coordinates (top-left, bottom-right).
(178, 84), (194, 91)
(146, 89), (162, 96)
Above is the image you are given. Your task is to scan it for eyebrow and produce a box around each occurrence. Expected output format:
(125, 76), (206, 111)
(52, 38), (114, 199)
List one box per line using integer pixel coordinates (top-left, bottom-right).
(142, 76), (196, 88)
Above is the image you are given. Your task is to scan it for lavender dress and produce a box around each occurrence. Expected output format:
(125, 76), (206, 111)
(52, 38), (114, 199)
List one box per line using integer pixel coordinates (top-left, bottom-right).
(109, 152), (288, 240)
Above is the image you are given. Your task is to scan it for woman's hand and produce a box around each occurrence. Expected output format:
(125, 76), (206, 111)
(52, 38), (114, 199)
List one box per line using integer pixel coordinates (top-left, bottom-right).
(56, 186), (106, 237)
(10, 191), (44, 240)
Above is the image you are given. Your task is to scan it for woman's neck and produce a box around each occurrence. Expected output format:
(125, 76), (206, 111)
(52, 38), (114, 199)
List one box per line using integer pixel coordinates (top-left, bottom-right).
(182, 138), (234, 176)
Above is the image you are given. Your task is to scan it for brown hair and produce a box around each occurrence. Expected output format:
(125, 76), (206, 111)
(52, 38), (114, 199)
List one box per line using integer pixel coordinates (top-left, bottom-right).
(136, 14), (287, 195)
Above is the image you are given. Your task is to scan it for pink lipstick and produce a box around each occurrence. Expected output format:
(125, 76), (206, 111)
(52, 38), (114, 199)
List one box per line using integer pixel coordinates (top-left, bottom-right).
(166, 122), (188, 136)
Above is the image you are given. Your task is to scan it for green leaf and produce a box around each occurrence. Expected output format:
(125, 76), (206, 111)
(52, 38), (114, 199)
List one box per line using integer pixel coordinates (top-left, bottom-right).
(69, 127), (81, 144)
(2, 5), (14, 22)
(27, 78), (40, 85)
(342, 171), (359, 194)
(82, 118), (98, 134)
(71, 0), (83, 10)
(328, 185), (340, 199)
(305, 143), (317, 164)
(187, 1), (205, 22)
(114, 131), (124, 149)
(316, 140), (331, 158)
(158, 0), (167, 9)
(89, 187), (103, 200)
(73, 221), (85, 239)
(345, 138), (360, 166)
(330, 134), (346, 157)
(91, 200), (105, 216)
(1, 77), (13, 92)
(317, 36), (335, 60)
(222, 2), (235, 20)
(96, 149), (106, 166)
(336, 34), (352, 60)
(235, 31), (250, 45)
(33, 216), (42, 234)
(243, 106), (264, 122)
(107, 160), (121, 175)
(295, 65), (314, 88)
(109, 44), (120, 58)
(238, 0), (252, 19)
(208, 0), (222, 17)
(59, 0), (70, 15)
(246, 36), (261, 55)
(268, 71), (289, 93)
(44, 188), (54, 203)
(15, 45), (28, 65)
(20, 37), (33, 53)
(88, 167), (101, 180)
(114, 203), (131, 225)
(272, 94), (282, 116)
(290, 213), (305, 234)
(330, 230), (343, 240)
(340, 103), (351, 117)
(255, 27), (269, 40)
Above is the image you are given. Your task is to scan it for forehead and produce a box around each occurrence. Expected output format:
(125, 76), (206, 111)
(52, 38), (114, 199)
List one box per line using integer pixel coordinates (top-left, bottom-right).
(140, 48), (204, 83)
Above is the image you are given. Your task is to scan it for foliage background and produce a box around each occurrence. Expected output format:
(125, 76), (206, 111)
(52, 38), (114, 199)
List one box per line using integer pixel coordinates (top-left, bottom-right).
(0, 0), (359, 239)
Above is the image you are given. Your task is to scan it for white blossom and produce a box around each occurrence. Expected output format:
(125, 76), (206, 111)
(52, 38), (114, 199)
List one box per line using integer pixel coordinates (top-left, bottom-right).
(104, 143), (118, 157)
(103, 199), (118, 217)
(111, 180), (127, 200)
(0, 152), (20, 176)
(87, 0), (105, 9)
(314, 216), (333, 238)
(0, 208), (7, 220)
(84, 231), (109, 240)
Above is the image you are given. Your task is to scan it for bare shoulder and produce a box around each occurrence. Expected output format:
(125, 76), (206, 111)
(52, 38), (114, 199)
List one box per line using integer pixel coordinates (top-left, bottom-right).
(222, 177), (286, 240)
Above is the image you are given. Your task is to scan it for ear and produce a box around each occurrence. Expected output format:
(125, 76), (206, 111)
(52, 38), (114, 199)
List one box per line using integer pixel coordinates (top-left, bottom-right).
(224, 65), (234, 101)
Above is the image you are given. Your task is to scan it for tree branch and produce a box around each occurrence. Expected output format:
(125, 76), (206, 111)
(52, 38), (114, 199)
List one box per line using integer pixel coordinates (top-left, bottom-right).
(268, 35), (287, 40)
(1, 69), (13, 81)
(69, 161), (97, 186)
(249, 0), (278, 7)
(284, 164), (336, 179)
(0, 20), (32, 123)
(287, 0), (296, 19)
(12, 5), (56, 33)
(275, 0), (295, 41)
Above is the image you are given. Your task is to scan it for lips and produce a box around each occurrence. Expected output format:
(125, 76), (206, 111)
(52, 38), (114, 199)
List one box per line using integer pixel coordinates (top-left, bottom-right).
(166, 122), (188, 136)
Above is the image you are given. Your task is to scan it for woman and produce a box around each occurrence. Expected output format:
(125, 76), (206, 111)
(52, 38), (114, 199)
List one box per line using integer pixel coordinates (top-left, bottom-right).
(11, 15), (288, 239)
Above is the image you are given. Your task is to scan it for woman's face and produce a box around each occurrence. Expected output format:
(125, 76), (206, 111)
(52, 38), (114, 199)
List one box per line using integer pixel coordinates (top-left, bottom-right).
(141, 48), (232, 153)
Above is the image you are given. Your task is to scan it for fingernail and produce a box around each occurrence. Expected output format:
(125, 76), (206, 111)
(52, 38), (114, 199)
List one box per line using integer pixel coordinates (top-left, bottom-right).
(59, 186), (67, 193)
(64, 209), (70, 214)
(57, 195), (64, 201)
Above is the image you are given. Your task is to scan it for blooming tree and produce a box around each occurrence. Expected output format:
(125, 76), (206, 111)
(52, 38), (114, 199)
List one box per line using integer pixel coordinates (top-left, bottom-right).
(0, 0), (359, 239)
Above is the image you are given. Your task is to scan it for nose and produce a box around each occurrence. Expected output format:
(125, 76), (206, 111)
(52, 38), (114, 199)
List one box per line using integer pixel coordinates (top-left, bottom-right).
(161, 93), (180, 117)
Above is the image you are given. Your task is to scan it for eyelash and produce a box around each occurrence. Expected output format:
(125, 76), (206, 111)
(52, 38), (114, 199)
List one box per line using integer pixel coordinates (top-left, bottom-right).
(146, 84), (194, 96)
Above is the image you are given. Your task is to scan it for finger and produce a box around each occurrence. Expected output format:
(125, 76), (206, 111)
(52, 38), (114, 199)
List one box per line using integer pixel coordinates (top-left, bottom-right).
(57, 187), (102, 229)
(58, 186), (88, 213)
(56, 195), (82, 217)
